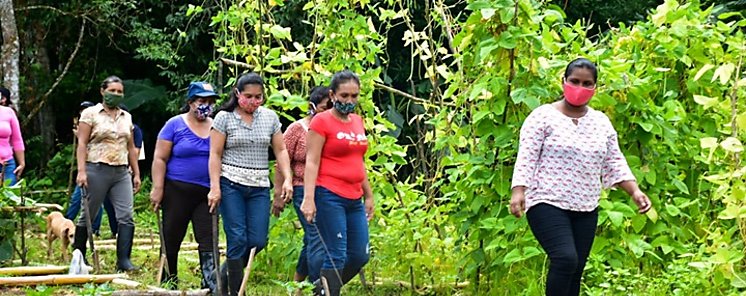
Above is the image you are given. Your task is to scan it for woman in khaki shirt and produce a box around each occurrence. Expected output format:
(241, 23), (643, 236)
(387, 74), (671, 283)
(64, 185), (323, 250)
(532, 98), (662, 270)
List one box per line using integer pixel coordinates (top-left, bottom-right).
(72, 76), (141, 272)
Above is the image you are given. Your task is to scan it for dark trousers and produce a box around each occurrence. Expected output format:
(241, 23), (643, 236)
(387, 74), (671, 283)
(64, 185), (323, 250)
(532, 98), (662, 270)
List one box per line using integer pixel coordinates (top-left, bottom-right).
(162, 179), (214, 275)
(527, 203), (598, 296)
(219, 177), (270, 260)
(292, 186), (324, 282)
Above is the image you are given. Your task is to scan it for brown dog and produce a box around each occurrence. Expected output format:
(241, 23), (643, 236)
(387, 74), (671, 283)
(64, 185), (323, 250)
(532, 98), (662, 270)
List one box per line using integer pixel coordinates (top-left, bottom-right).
(46, 211), (76, 261)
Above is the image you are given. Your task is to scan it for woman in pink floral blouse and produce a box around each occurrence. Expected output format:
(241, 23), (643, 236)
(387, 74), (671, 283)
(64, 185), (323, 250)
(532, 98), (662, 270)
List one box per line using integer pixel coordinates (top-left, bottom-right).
(510, 58), (652, 296)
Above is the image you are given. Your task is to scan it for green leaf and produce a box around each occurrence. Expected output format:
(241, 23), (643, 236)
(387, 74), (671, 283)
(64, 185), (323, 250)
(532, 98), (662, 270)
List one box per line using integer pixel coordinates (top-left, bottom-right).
(693, 95), (718, 110)
(631, 214), (647, 233)
(712, 63), (735, 85)
(645, 207), (658, 223)
(269, 25), (292, 40)
(607, 211), (624, 227)
(481, 8), (496, 20)
(720, 137), (744, 153)
(502, 248), (523, 264)
(693, 64), (714, 81)
(665, 204), (681, 216)
(637, 122), (654, 132)
(672, 179), (690, 195)
(700, 137), (718, 149)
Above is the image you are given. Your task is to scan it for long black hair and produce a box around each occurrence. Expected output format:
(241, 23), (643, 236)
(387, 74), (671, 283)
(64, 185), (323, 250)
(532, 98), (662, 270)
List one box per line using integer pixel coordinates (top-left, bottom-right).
(309, 85), (331, 107)
(217, 72), (264, 113)
(329, 70), (360, 92)
(564, 58), (598, 83)
(100, 76), (123, 90)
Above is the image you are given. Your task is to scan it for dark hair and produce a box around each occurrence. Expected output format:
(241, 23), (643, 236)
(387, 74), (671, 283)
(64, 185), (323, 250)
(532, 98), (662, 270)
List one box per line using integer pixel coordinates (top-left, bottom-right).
(0, 87), (10, 103)
(100, 76), (123, 90)
(309, 85), (330, 105)
(564, 58), (598, 83)
(329, 70), (360, 92)
(217, 72), (264, 113)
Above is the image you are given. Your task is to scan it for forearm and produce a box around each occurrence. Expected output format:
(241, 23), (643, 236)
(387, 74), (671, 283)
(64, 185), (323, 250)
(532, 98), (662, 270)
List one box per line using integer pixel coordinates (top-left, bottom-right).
(511, 186), (526, 195)
(617, 180), (640, 196)
(128, 147), (140, 177)
(276, 151), (293, 181)
(13, 150), (24, 166)
(209, 153), (222, 189)
(362, 178), (374, 200)
(273, 164), (285, 191)
(76, 144), (88, 173)
(151, 159), (167, 190)
(303, 163), (319, 202)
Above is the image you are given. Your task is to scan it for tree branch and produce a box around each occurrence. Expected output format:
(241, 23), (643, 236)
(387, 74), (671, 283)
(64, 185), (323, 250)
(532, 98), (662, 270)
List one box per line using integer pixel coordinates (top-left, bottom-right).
(24, 19), (86, 124)
(374, 82), (453, 107)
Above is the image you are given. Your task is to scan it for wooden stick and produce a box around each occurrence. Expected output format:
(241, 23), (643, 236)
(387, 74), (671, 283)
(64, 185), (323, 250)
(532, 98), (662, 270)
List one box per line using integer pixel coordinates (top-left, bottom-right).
(111, 278), (143, 288)
(155, 209), (169, 284)
(212, 212), (222, 296)
(237, 247), (257, 296)
(0, 265), (68, 276)
(111, 289), (210, 296)
(0, 273), (126, 286)
(156, 254), (166, 285)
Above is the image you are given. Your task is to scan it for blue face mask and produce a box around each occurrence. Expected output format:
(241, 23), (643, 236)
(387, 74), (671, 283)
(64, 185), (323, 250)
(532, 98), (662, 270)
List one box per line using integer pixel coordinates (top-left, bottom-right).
(195, 103), (213, 120)
(333, 100), (356, 115)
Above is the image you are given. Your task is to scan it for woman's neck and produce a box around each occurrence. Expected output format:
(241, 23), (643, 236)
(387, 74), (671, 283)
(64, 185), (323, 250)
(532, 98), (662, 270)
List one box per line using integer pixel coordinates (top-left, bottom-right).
(331, 109), (349, 121)
(102, 104), (117, 113)
(559, 99), (588, 117)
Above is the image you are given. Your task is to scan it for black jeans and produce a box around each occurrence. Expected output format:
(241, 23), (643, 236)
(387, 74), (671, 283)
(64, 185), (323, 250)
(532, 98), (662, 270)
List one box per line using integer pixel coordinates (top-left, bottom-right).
(527, 203), (598, 296)
(162, 179), (213, 275)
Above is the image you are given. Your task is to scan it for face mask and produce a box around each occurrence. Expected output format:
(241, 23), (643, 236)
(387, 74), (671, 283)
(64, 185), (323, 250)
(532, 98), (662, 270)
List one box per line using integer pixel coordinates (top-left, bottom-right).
(103, 91), (124, 108)
(562, 82), (595, 107)
(333, 100), (356, 115)
(309, 102), (317, 116)
(237, 90), (262, 114)
(194, 103), (213, 120)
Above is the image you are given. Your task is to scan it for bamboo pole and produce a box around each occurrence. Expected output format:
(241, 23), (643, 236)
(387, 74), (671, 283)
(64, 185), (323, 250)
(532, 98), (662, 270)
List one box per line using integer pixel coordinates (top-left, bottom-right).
(96, 242), (226, 251)
(0, 265), (68, 276)
(111, 289), (210, 296)
(0, 274), (126, 286)
(237, 247), (257, 296)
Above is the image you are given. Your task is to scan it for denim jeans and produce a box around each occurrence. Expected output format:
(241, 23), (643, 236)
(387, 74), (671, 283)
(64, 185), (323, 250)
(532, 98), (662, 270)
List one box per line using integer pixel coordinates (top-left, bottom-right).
(527, 203), (598, 296)
(292, 186), (324, 282)
(65, 185), (105, 233)
(219, 177), (270, 260)
(313, 186), (369, 271)
(2, 158), (16, 186)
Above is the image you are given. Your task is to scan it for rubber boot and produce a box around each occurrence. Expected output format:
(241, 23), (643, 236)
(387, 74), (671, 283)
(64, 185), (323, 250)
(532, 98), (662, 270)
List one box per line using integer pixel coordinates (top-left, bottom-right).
(340, 266), (361, 285)
(115, 224), (139, 272)
(220, 263), (228, 295)
(72, 225), (88, 264)
(226, 258), (245, 296)
(319, 269), (342, 296)
(160, 252), (178, 290)
(199, 252), (218, 295)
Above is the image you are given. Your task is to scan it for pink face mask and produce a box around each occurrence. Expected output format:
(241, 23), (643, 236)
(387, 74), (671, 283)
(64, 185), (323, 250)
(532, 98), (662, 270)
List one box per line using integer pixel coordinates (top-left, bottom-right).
(237, 90), (262, 113)
(563, 82), (595, 107)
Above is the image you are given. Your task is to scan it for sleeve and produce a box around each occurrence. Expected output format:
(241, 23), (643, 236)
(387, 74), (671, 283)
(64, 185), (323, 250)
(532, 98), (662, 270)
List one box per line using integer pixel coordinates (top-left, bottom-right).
(271, 112), (281, 134)
(8, 110), (24, 152)
(79, 107), (95, 126)
(212, 111), (228, 135)
(157, 118), (176, 142)
(511, 109), (546, 189)
(133, 124), (143, 149)
(309, 113), (327, 138)
(601, 121), (636, 188)
(283, 123), (303, 160)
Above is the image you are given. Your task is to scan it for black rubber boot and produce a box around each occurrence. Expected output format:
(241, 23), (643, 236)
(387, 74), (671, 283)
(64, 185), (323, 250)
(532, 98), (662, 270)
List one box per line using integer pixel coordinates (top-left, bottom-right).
(115, 224), (139, 272)
(199, 252), (218, 295)
(319, 269), (342, 296)
(340, 266), (361, 285)
(220, 263), (228, 295)
(160, 252), (178, 290)
(72, 225), (88, 264)
(226, 258), (245, 296)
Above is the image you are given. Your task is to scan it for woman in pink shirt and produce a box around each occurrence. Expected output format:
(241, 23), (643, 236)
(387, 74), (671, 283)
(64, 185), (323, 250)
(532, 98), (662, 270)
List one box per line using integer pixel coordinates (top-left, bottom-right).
(0, 87), (24, 185)
(510, 58), (652, 296)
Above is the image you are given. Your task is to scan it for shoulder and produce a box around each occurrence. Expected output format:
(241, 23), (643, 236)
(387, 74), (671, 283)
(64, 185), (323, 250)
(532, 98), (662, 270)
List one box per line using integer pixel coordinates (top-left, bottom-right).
(214, 110), (232, 121)
(588, 108), (614, 126)
(525, 104), (553, 122)
(0, 106), (13, 116)
(259, 106), (279, 120)
(81, 104), (103, 116)
(165, 115), (185, 126)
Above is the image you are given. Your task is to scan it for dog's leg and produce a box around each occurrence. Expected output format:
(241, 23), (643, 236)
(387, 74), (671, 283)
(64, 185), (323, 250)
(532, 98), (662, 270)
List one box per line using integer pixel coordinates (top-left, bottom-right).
(62, 229), (70, 262)
(47, 227), (53, 259)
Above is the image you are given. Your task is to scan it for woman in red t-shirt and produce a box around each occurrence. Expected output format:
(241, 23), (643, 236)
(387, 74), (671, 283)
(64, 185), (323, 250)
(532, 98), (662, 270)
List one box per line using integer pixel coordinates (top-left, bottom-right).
(301, 70), (375, 296)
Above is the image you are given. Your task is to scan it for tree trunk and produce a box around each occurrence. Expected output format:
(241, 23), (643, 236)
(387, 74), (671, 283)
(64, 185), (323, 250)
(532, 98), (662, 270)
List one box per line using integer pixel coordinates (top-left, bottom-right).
(0, 0), (20, 111)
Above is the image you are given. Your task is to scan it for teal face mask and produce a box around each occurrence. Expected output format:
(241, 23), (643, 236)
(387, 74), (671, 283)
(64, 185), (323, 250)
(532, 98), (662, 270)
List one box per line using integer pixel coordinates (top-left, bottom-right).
(103, 92), (124, 108)
(333, 100), (356, 115)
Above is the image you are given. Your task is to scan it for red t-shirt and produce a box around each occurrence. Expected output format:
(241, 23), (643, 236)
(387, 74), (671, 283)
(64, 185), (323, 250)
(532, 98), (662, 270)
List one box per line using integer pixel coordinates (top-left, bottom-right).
(309, 111), (368, 199)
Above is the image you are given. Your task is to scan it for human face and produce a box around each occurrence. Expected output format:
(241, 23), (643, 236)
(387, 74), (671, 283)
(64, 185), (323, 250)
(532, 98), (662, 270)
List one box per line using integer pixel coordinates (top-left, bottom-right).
(331, 81), (360, 104)
(237, 84), (263, 113)
(190, 96), (217, 121)
(564, 67), (596, 89)
(100, 82), (124, 96)
(314, 97), (331, 114)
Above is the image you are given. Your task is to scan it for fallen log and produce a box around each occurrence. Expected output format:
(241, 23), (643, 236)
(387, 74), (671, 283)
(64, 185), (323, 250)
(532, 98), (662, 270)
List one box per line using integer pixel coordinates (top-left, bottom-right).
(96, 242), (226, 251)
(111, 288), (210, 296)
(0, 265), (68, 276)
(0, 273), (126, 286)
(0, 203), (64, 213)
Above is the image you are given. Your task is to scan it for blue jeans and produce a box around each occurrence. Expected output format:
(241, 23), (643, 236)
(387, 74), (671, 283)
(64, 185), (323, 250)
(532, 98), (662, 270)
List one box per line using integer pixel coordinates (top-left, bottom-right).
(3, 158), (16, 186)
(65, 185), (118, 235)
(219, 177), (270, 260)
(313, 186), (369, 271)
(292, 186), (324, 282)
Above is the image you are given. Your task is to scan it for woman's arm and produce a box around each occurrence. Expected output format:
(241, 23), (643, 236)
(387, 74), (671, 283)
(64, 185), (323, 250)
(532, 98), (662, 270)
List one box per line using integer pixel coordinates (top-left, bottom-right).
(127, 131), (141, 193)
(208, 129), (226, 213)
(301, 130), (325, 222)
(510, 111), (545, 218)
(76, 123), (92, 187)
(362, 176), (375, 221)
(150, 139), (173, 210)
(8, 111), (24, 178)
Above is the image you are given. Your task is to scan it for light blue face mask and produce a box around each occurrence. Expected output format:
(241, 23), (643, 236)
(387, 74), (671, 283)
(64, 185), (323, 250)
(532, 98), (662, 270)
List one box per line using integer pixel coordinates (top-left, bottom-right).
(333, 100), (356, 115)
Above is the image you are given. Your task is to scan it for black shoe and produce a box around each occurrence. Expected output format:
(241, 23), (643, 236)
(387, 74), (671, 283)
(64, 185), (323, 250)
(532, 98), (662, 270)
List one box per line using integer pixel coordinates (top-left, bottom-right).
(199, 252), (218, 295)
(226, 258), (245, 296)
(72, 225), (88, 264)
(220, 262), (228, 296)
(319, 269), (342, 296)
(115, 224), (139, 272)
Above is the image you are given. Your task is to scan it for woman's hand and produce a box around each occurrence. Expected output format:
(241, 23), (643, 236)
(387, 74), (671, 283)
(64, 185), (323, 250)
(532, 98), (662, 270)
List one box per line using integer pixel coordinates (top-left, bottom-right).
(632, 190), (652, 214)
(132, 175), (141, 193)
(150, 187), (163, 211)
(364, 197), (375, 222)
(281, 179), (293, 203)
(300, 198), (316, 223)
(208, 187), (221, 214)
(76, 171), (88, 188)
(509, 190), (526, 218)
(271, 194), (285, 217)
(13, 163), (24, 179)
